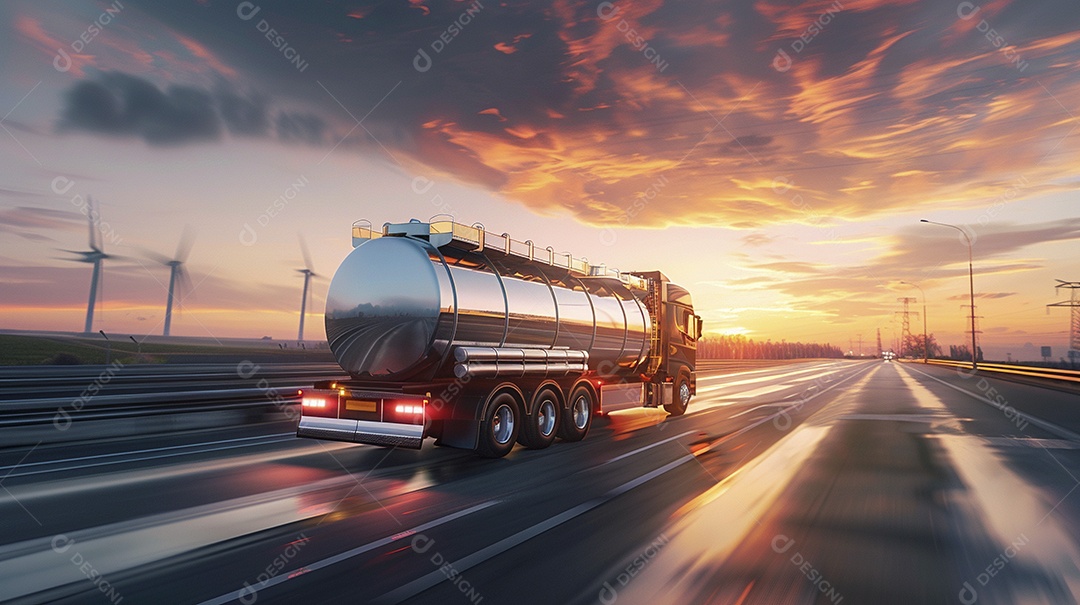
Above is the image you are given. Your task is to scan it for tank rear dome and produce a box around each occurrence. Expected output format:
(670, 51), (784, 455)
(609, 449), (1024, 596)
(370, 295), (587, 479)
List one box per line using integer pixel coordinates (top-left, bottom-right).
(324, 237), (443, 377)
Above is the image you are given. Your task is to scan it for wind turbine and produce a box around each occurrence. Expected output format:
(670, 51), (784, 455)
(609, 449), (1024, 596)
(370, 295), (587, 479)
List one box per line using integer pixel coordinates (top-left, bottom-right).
(144, 226), (195, 336)
(297, 234), (318, 342)
(61, 196), (113, 334)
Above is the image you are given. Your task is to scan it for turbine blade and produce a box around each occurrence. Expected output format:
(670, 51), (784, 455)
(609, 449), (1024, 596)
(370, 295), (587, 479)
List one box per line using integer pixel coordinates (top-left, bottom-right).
(175, 225), (196, 263)
(87, 195), (99, 252)
(178, 266), (193, 300)
(96, 258), (105, 319)
(140, 248), (172, 266)
(298, 233), (314, 273)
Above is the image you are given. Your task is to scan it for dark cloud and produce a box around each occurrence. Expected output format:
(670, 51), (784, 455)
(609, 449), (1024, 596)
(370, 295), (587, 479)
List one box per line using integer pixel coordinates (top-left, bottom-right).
(217, 89), (270, 137)
(57, 72), (327, 147)
(59, 73), (221, 144)
(53, 0), (1080, 226)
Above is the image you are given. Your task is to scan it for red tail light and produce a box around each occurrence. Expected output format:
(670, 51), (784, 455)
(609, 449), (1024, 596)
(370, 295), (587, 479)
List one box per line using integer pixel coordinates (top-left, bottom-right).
(386, 400), (425, 425)
(302, 397), (330, 409)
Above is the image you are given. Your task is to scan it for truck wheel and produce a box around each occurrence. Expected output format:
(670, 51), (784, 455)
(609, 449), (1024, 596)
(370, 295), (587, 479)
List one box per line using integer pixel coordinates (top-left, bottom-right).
(664, 373), (691, 416)
(520, 388), (560, 449)
(558, 385), (593, 442)
(477, 392), (520, 458)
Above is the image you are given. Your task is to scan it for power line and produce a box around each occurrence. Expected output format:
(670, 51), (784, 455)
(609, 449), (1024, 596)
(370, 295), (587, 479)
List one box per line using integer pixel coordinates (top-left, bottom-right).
(1047, 279), (1080, 353)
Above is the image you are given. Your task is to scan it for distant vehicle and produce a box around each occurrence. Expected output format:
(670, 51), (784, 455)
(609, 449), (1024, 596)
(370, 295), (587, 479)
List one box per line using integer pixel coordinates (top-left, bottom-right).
(296, 218), (702, 458)
(883, 351), (897, 362)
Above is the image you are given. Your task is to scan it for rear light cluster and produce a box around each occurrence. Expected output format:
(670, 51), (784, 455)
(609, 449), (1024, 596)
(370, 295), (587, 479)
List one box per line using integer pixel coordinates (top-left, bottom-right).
(395, 404), (423, 415)
(297, 389), (428, 423)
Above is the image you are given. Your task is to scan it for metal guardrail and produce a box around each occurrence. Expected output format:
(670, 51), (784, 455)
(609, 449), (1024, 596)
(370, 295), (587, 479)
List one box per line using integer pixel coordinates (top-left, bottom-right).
(915, 359), (1080, 384)
(0, 363), (349, 428)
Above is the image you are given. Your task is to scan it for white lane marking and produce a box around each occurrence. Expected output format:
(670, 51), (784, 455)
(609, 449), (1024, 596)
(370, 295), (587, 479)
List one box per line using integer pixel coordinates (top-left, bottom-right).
(600, 430), (699, 466)
(695, 362), (847, 393)
(374, 364), (878, 604)
(373, 455), (698, 605)
(0, 441), (355, 506)
(581, 427), (837, 605)
(982, 437), (1080, 450)
(685, 366), (876, 453)
(695, 361), (844, 383)
(690, 363), (876, 416)
(196, 500), (501, 605)
(600, 365), (873, 467)
(902, 364), (1080, 442)
(1, 458), (455, 602)
(591, 367), (882, 605)
(0, 433), (298, 478)
(1, 486), (340, 600)
(894, 365), (1080, 601)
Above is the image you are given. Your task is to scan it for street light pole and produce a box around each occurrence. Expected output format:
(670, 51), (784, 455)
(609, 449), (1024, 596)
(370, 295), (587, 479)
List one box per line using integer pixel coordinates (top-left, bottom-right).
(900, 281), (928, 364)
(920, 220), (977, 370)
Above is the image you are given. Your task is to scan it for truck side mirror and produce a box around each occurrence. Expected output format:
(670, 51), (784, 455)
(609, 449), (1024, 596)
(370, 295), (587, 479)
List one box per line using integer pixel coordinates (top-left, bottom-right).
(695, 315), (703, 341)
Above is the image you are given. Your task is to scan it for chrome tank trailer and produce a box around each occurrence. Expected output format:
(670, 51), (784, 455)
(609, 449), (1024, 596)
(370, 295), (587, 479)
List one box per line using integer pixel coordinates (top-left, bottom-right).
(324, 222), (652, 381)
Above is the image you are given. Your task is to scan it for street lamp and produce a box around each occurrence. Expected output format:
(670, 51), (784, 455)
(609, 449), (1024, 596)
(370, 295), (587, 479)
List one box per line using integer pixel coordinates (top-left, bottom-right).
(900, 280), (928, 364)
(920, 220), (977, 369)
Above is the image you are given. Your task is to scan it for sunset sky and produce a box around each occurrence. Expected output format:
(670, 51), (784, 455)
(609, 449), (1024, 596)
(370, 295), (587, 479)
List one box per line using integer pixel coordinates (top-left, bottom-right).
(1, 0), (1078, 360)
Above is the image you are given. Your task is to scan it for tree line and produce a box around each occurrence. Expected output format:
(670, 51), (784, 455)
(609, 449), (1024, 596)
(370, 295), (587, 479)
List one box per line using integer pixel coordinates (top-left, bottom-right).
(698, 335), (845, 359)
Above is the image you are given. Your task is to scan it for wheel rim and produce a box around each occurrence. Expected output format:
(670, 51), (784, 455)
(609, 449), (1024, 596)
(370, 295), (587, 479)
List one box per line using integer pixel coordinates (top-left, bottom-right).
(492, 403), (515, 444)
(572, 395), (589, 429)
(679, 382), (691, 406)
(537, 399), (556, 437)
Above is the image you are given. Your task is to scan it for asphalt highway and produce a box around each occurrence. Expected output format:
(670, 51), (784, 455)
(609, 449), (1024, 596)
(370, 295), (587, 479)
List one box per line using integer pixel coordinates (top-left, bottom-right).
(2, 360), (1078, 604)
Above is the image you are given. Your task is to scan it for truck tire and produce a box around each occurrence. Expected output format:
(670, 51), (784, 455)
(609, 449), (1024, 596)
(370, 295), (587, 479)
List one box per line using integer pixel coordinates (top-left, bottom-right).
(664, 373), (691, 416)
(558, 385), (593, 442)
(520, 388), (560, 449)
(477, 392), (521, 458)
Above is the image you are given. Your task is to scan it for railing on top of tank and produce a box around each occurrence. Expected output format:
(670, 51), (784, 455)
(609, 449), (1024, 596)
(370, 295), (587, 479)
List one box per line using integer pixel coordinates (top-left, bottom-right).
(351, 217), (648, 289)
(588, 265), (648, 290)
(427, 219), (648, 290)
(351, 219), (382, 242)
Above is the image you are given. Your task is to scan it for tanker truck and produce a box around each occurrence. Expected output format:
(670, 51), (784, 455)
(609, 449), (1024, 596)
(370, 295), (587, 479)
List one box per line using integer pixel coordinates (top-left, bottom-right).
(296, 218), (702, 458)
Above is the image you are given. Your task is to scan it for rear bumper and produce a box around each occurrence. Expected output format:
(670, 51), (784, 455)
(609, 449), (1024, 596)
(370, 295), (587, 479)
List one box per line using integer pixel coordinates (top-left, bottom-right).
(297, 416), (424, 449)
